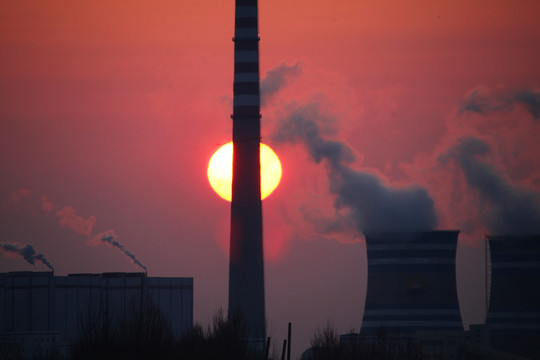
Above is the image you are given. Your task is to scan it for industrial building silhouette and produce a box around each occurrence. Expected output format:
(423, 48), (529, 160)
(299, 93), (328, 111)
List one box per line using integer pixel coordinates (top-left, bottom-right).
(0, 272), (193, 358)
(2, 233), (540, 359)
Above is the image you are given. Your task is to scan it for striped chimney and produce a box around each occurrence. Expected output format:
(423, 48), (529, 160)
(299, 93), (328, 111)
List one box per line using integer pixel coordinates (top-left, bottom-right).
(228, 0), (266, 342)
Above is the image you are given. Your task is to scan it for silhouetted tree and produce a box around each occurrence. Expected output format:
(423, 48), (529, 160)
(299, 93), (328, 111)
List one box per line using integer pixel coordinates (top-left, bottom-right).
(175, 309), (260, 360)
(69, 294), (174, 360)
(71, 302), (265, 360)
(70, 298), (118, 360)
(118, 295), (174, 360)
(309, 323), (341, 360)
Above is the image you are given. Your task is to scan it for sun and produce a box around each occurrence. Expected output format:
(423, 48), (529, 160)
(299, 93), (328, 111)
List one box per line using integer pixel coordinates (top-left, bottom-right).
(207, 142), (282, 201)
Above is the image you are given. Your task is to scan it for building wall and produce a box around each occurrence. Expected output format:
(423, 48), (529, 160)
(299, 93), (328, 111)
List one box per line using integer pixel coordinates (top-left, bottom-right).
(362, 231), (463, 334)
(53, 273), (102, 336)
(0, 272), (54, 332)
(486, 235), (540, 358)
(0, 272), (193, 344)
(148, 276), (193, 336)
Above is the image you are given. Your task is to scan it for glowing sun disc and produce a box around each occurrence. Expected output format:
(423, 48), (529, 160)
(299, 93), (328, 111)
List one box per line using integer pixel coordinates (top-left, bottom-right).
(207, 142), (282, 201)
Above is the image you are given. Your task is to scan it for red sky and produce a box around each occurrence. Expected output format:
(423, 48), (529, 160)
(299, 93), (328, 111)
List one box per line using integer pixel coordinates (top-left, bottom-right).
(1, 0), (540, 357)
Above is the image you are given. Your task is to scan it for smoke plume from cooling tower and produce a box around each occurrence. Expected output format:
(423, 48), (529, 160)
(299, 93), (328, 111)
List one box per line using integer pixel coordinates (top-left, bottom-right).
(460, 87), (540, 120)
(440, 136), (540, 234)
(96, 231), (147, 272)
(273, 102), (437, 234)
(0, 242), (54, 271)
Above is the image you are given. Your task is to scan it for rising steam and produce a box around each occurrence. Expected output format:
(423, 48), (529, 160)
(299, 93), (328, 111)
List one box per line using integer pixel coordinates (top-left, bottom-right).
(0, 242), (54, 271)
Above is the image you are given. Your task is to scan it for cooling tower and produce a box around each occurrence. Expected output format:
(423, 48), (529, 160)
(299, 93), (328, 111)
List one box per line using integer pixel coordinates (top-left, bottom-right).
(228, 0), (266, 342)
(361, 231), (463, 334)
(486, 235), (540, 358)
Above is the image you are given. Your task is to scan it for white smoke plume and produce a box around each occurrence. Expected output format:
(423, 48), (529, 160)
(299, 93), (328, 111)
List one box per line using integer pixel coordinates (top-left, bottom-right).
(0, 242), (54, 271)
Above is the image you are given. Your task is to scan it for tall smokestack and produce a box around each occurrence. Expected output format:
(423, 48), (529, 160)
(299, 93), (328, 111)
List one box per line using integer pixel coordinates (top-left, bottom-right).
(228, 0), (266, 342)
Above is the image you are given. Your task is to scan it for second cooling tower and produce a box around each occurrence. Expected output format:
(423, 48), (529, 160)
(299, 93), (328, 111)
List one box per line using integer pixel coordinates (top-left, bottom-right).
(361, 231), (463, 334)
(485, 235), (540, 358)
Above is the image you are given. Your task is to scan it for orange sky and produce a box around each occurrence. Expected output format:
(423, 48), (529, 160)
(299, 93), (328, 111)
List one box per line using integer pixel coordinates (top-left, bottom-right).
(1, 1), (540, 357)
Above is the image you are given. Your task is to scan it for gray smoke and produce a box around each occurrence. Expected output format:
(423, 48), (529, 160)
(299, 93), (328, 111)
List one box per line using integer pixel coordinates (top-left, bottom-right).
(513, 90), (540, 119)
(439, 137), (540, 234)
(0, 242), (54, 271)
(99, 231), (147, 272)
(273, 103), (437, 234)
(460, 88), (540, 120)
(261, 62), (302, 106)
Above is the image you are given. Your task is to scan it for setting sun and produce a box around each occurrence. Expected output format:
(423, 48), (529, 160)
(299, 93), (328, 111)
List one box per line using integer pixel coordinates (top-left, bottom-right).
(207, 142), (282, 201)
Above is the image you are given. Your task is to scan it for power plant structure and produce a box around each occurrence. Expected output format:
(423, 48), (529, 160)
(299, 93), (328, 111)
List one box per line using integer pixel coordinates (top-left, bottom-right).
(485, 234), (540, 358)
(0, 271), (193, 358)
(361, 231), (464, 335)
(228, 0), (266, 342)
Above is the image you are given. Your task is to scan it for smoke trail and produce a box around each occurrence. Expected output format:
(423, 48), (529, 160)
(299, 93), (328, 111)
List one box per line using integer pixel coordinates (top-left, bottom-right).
(261, 62), (302, 106)
(95, 231), (147, 272)
(440, 137), (540, 234)
(0, 242), (54, 271)
(55, 205), (96, 236)
(2, 191), (148, 270)
(273, 102), (437, 234)
(40, 197), (147, 270)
